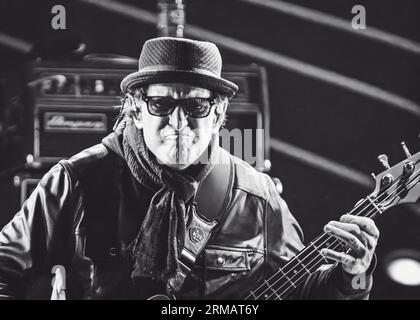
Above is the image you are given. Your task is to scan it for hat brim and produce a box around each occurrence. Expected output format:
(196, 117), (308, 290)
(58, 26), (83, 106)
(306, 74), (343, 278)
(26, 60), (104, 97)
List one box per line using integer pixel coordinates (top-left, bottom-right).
(120, 70), (239, 99)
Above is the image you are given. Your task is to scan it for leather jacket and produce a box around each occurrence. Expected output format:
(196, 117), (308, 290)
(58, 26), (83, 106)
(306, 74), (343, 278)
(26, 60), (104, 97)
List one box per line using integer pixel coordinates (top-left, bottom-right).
(0, 133), (373, 299)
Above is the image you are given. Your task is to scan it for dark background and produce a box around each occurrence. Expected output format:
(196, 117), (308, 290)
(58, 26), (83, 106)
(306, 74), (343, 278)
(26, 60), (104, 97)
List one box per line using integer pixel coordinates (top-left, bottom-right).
(1, 0), (420, 299)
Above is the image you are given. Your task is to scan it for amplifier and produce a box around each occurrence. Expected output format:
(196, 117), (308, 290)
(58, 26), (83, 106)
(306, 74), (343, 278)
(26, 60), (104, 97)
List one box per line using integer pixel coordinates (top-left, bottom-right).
(27, 60), (270, 170)
(33, 99), (119, 162)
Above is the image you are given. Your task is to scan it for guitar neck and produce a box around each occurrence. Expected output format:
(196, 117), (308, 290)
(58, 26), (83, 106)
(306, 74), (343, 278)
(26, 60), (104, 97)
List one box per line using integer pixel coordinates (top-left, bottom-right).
(244, 194), (385, 300)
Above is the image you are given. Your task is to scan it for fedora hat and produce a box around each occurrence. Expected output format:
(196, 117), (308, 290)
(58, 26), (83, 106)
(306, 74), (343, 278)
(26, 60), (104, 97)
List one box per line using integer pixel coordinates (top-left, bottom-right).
(120, 37), (238, 98)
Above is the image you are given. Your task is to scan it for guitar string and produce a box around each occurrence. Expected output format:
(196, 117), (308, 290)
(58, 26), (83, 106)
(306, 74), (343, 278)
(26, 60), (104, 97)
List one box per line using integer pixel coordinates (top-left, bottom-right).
(245, 168), (404, 300)
(245, 190), (373, 299)
(273, 241), (345, 299)
(274, 199), (389, 301)
(265, 170), (419, 300)
(249, 165), (420, 299)
(248, 166), (420, 300)
(247, 196), (373, 300)
(261, 170), (419, 300)
(265, 178), (415, 301)
(265, 205), (380, 300)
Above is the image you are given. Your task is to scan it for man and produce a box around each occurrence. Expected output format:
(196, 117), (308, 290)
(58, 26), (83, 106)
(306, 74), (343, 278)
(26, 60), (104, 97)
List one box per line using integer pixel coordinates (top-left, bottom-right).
(0, 37), (379, 299)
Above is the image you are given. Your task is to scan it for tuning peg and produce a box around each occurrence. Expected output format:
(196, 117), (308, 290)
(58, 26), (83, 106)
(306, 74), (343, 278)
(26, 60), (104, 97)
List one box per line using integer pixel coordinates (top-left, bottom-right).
(401, 141), (412, 158)
(378, 154), (390, 169)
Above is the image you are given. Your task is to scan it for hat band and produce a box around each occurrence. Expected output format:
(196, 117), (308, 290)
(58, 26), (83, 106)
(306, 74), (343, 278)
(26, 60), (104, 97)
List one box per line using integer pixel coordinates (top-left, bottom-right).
(139, 65), (221, 78)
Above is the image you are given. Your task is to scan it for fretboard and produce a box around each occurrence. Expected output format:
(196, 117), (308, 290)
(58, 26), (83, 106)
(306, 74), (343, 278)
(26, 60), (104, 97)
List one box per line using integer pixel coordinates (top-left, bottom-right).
(244, 194), (385, 300)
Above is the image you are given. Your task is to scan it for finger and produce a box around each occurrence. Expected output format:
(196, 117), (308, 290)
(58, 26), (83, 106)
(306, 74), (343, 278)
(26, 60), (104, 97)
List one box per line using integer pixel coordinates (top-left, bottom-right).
(320, 248), (357, 265)
(364, 233), (379, 251)
(328, 220), (369, 249)
(340, 215), (380, 238)
(324, 224), (367, 257)
(328, 221), (362, 239)
(331, 219), (378, 254)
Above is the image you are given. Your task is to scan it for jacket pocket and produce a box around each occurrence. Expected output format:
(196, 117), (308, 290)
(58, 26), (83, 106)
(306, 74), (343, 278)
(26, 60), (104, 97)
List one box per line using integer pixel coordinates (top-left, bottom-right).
(204, 246), (251, 271)
(202, 246), (262, 298)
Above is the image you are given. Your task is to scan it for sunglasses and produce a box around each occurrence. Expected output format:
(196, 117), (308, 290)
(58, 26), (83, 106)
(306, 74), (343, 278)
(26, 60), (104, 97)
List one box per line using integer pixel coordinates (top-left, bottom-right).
(140, 96), (217, 118)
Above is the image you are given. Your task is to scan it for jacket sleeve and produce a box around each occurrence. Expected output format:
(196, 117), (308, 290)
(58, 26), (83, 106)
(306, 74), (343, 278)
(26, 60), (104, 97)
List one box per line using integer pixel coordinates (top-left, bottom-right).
(0, 163), (75, 299)
(265, 175), (373, 300)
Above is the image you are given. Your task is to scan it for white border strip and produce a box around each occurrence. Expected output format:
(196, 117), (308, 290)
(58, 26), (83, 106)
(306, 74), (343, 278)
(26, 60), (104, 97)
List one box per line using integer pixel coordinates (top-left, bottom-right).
(270, 137), (373, 189)
(0, 32), (32, 53)
(83, 0), (156, 24)
(237, 0), (420, 56)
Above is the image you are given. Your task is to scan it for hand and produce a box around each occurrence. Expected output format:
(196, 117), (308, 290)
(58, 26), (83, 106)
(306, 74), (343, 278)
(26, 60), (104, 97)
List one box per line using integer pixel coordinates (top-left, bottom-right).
(320, 215), (379, 275)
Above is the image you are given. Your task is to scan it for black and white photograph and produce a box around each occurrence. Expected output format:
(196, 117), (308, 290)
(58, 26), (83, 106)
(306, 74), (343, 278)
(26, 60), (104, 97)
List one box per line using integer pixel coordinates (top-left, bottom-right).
(0, 0), (419, 304)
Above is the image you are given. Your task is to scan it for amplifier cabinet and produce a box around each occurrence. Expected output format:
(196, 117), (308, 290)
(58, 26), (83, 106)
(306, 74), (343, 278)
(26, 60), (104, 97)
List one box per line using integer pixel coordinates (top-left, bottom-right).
(33, 98), (119, 162)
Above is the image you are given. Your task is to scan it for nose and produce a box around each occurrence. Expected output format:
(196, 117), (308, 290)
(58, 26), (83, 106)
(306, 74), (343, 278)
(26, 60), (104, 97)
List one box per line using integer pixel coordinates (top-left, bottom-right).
(168, 105), (188, 131)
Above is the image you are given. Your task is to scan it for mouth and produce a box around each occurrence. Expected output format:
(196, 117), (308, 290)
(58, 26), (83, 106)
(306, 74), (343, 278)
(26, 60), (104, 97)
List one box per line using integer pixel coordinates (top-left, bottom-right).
(163, 133), (192, 139)
(163, 134), (179, 140)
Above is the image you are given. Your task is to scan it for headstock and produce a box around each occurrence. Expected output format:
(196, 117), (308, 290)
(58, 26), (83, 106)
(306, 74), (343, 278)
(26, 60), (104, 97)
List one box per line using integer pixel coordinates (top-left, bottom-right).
(370, 142), (420, 212)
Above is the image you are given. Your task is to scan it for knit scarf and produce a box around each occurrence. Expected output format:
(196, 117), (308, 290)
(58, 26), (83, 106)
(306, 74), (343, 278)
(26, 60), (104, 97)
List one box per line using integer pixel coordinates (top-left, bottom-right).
(122, 118), (216, 288)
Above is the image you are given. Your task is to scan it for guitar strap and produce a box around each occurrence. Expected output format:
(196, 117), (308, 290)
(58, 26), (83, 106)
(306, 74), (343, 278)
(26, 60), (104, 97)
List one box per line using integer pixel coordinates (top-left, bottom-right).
(167, 148), (234, 297)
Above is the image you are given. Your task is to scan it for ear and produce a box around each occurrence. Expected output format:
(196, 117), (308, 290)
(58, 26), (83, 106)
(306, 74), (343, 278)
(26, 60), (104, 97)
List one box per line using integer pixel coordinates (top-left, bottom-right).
(131, 98), (146, 130)
(212, 100), (228, 134)
(133, 111), (143, 130)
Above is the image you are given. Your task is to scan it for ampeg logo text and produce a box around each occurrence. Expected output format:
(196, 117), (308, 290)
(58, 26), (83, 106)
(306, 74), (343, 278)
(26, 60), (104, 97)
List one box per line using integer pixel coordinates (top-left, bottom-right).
(44, 112), (108, 133)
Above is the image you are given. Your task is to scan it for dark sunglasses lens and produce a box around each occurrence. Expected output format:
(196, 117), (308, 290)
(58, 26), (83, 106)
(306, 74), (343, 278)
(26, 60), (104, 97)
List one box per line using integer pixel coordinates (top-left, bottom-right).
(148, 98), (174, 115)
(184, 98), (212, 117)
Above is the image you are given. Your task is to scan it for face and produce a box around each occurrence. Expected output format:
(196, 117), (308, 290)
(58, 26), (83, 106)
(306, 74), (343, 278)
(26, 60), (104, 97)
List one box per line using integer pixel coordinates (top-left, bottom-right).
(133, 83), (225, 170)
